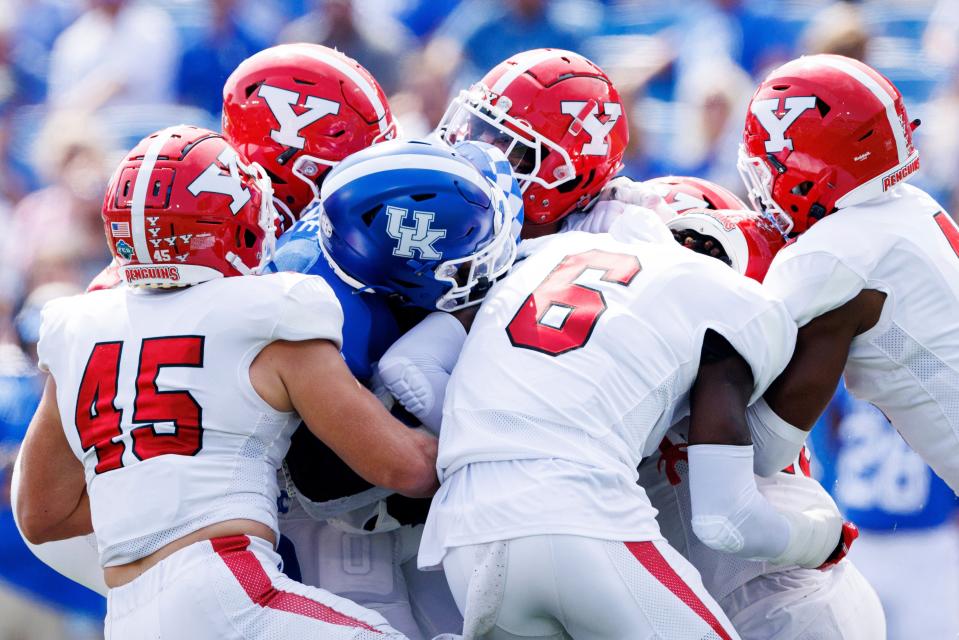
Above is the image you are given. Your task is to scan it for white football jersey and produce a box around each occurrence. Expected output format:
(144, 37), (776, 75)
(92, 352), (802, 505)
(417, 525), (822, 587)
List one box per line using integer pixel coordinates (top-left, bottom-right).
(764, 183), (959, 494)
(419, 231), (796, 568)
(37, 272), (343, 566)
(639, 420), (840, 601)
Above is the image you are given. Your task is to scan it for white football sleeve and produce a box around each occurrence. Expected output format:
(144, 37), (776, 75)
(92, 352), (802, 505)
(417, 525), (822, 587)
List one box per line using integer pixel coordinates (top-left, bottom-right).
(562, 201), (675, 246)
(746, 398), (811, 477)
(272, 274), (344, 347)
(11, 452), (107, 596)
(377, 312), (467, 435)
(763, 250), (867, 327)
(688, 444), (842, 568)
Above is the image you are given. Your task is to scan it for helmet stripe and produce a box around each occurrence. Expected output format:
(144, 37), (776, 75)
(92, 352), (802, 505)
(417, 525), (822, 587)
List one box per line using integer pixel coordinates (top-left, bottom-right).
(322, 153), (492, 201)
(298, 48), (389, 136)
(129, 128), (175, 264)
(489, 48), (575, 95)
(815, 56), (908, 163)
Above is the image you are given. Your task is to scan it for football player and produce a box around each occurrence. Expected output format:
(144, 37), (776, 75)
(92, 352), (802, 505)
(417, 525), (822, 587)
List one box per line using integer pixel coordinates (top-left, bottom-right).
(649, 178), (885, 639)
(386, 210), (862, 637)
(221, 44), (438, 637)
(379, 48), (633, 434)
(14, 125), (439, 639)
(735, 54), (959, 496)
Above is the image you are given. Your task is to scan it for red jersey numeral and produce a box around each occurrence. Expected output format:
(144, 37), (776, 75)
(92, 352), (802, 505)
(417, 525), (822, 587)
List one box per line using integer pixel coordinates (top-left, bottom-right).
(507, 249), (642, 355)
(934, 211), (959, 258)
(132, 336), (204, 461)
(76, 342), (125, 473)
(75, 336), (206, 474)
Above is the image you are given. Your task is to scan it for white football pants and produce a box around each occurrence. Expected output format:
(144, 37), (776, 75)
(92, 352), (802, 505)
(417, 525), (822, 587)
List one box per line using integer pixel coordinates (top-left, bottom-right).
(443, 535), (740, 640)
(105, 535), (403, 639)
(280, 498), (464, 639)
(720, 560), (885, 640)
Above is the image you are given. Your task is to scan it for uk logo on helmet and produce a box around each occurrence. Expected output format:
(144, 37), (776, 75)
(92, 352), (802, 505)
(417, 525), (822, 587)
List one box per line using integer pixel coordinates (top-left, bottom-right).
(750, 97), (816, 153)
(385, 206), (446, 260)
(560, 101), (623, 155)
(258, 84), (340, 149)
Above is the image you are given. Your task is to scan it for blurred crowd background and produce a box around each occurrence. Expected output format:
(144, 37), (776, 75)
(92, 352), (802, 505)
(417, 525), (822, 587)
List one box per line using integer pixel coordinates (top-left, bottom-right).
(0, 0), (956, 638)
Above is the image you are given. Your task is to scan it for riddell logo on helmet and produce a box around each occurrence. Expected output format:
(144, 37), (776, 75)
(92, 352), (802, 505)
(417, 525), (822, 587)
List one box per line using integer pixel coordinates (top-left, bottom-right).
(125, 266), (181, 283)
(882, 157), (920, 191)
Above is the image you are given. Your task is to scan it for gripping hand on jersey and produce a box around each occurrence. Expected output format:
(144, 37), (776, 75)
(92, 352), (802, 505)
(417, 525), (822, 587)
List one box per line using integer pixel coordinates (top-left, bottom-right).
(597, 176), (678, 223)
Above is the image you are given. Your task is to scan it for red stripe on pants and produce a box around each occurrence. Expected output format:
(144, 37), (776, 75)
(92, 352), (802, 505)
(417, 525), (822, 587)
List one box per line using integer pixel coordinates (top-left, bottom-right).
(211, 535), (381, 633)
(625, 541), (734, 640)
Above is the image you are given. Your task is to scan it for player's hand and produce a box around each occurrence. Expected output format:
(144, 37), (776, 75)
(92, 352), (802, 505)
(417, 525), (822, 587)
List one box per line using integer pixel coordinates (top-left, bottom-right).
(817, 521), (859, 571)
(597, 176), (677, 223)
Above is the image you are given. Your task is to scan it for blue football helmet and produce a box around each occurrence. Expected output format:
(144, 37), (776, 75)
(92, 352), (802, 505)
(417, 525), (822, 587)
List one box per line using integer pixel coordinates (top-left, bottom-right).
(319, 138), (522, 311)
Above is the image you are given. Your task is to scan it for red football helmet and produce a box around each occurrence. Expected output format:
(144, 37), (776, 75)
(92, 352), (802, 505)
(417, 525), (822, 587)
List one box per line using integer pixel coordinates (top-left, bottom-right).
(668, 209), (786, 282)
(102, 125), (277, 288)
(646, 176), (748, 214)
(438, 48), (628, 227)
(739, 54), (920, 236)
(222, 43), (397, 229)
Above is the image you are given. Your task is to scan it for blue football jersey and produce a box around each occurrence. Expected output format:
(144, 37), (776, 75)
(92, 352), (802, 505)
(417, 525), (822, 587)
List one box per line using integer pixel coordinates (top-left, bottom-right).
(270, 202), (399, 380)
(810, 384), (959, 531)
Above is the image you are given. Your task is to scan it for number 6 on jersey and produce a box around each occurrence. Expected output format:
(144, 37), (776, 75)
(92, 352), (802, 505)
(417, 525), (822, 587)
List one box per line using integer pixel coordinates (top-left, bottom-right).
(507, 250), (641, 355)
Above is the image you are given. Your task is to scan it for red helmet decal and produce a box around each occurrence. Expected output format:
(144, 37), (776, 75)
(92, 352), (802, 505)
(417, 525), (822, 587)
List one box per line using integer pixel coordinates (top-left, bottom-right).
(739, 54), (919, 235)
(438, 48), (628, 228)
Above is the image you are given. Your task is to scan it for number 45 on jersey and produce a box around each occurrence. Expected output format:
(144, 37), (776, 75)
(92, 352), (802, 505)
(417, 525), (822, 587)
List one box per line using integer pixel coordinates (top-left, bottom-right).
(76, 336), (205, 474)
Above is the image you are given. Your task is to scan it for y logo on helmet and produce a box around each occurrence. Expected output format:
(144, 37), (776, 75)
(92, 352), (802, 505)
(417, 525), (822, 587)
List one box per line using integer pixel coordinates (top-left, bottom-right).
(751, 97), (816, 153)
(258, 85), (340, 149)
(652, 184), (710, 214)
(385, 206), (446, 260)
(187, 149), (250, 214)
(560, 101), (623, 155)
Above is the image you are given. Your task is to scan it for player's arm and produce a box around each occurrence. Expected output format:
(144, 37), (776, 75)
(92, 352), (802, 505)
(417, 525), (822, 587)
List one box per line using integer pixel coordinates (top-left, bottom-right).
(686, 330), (849, 568)
(16, 377), (93, 545)
(252, 338), (439, 498)
(747, 289), (885, 475)
(10, 453), (107, 594)
(377, 312), (469, 435)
